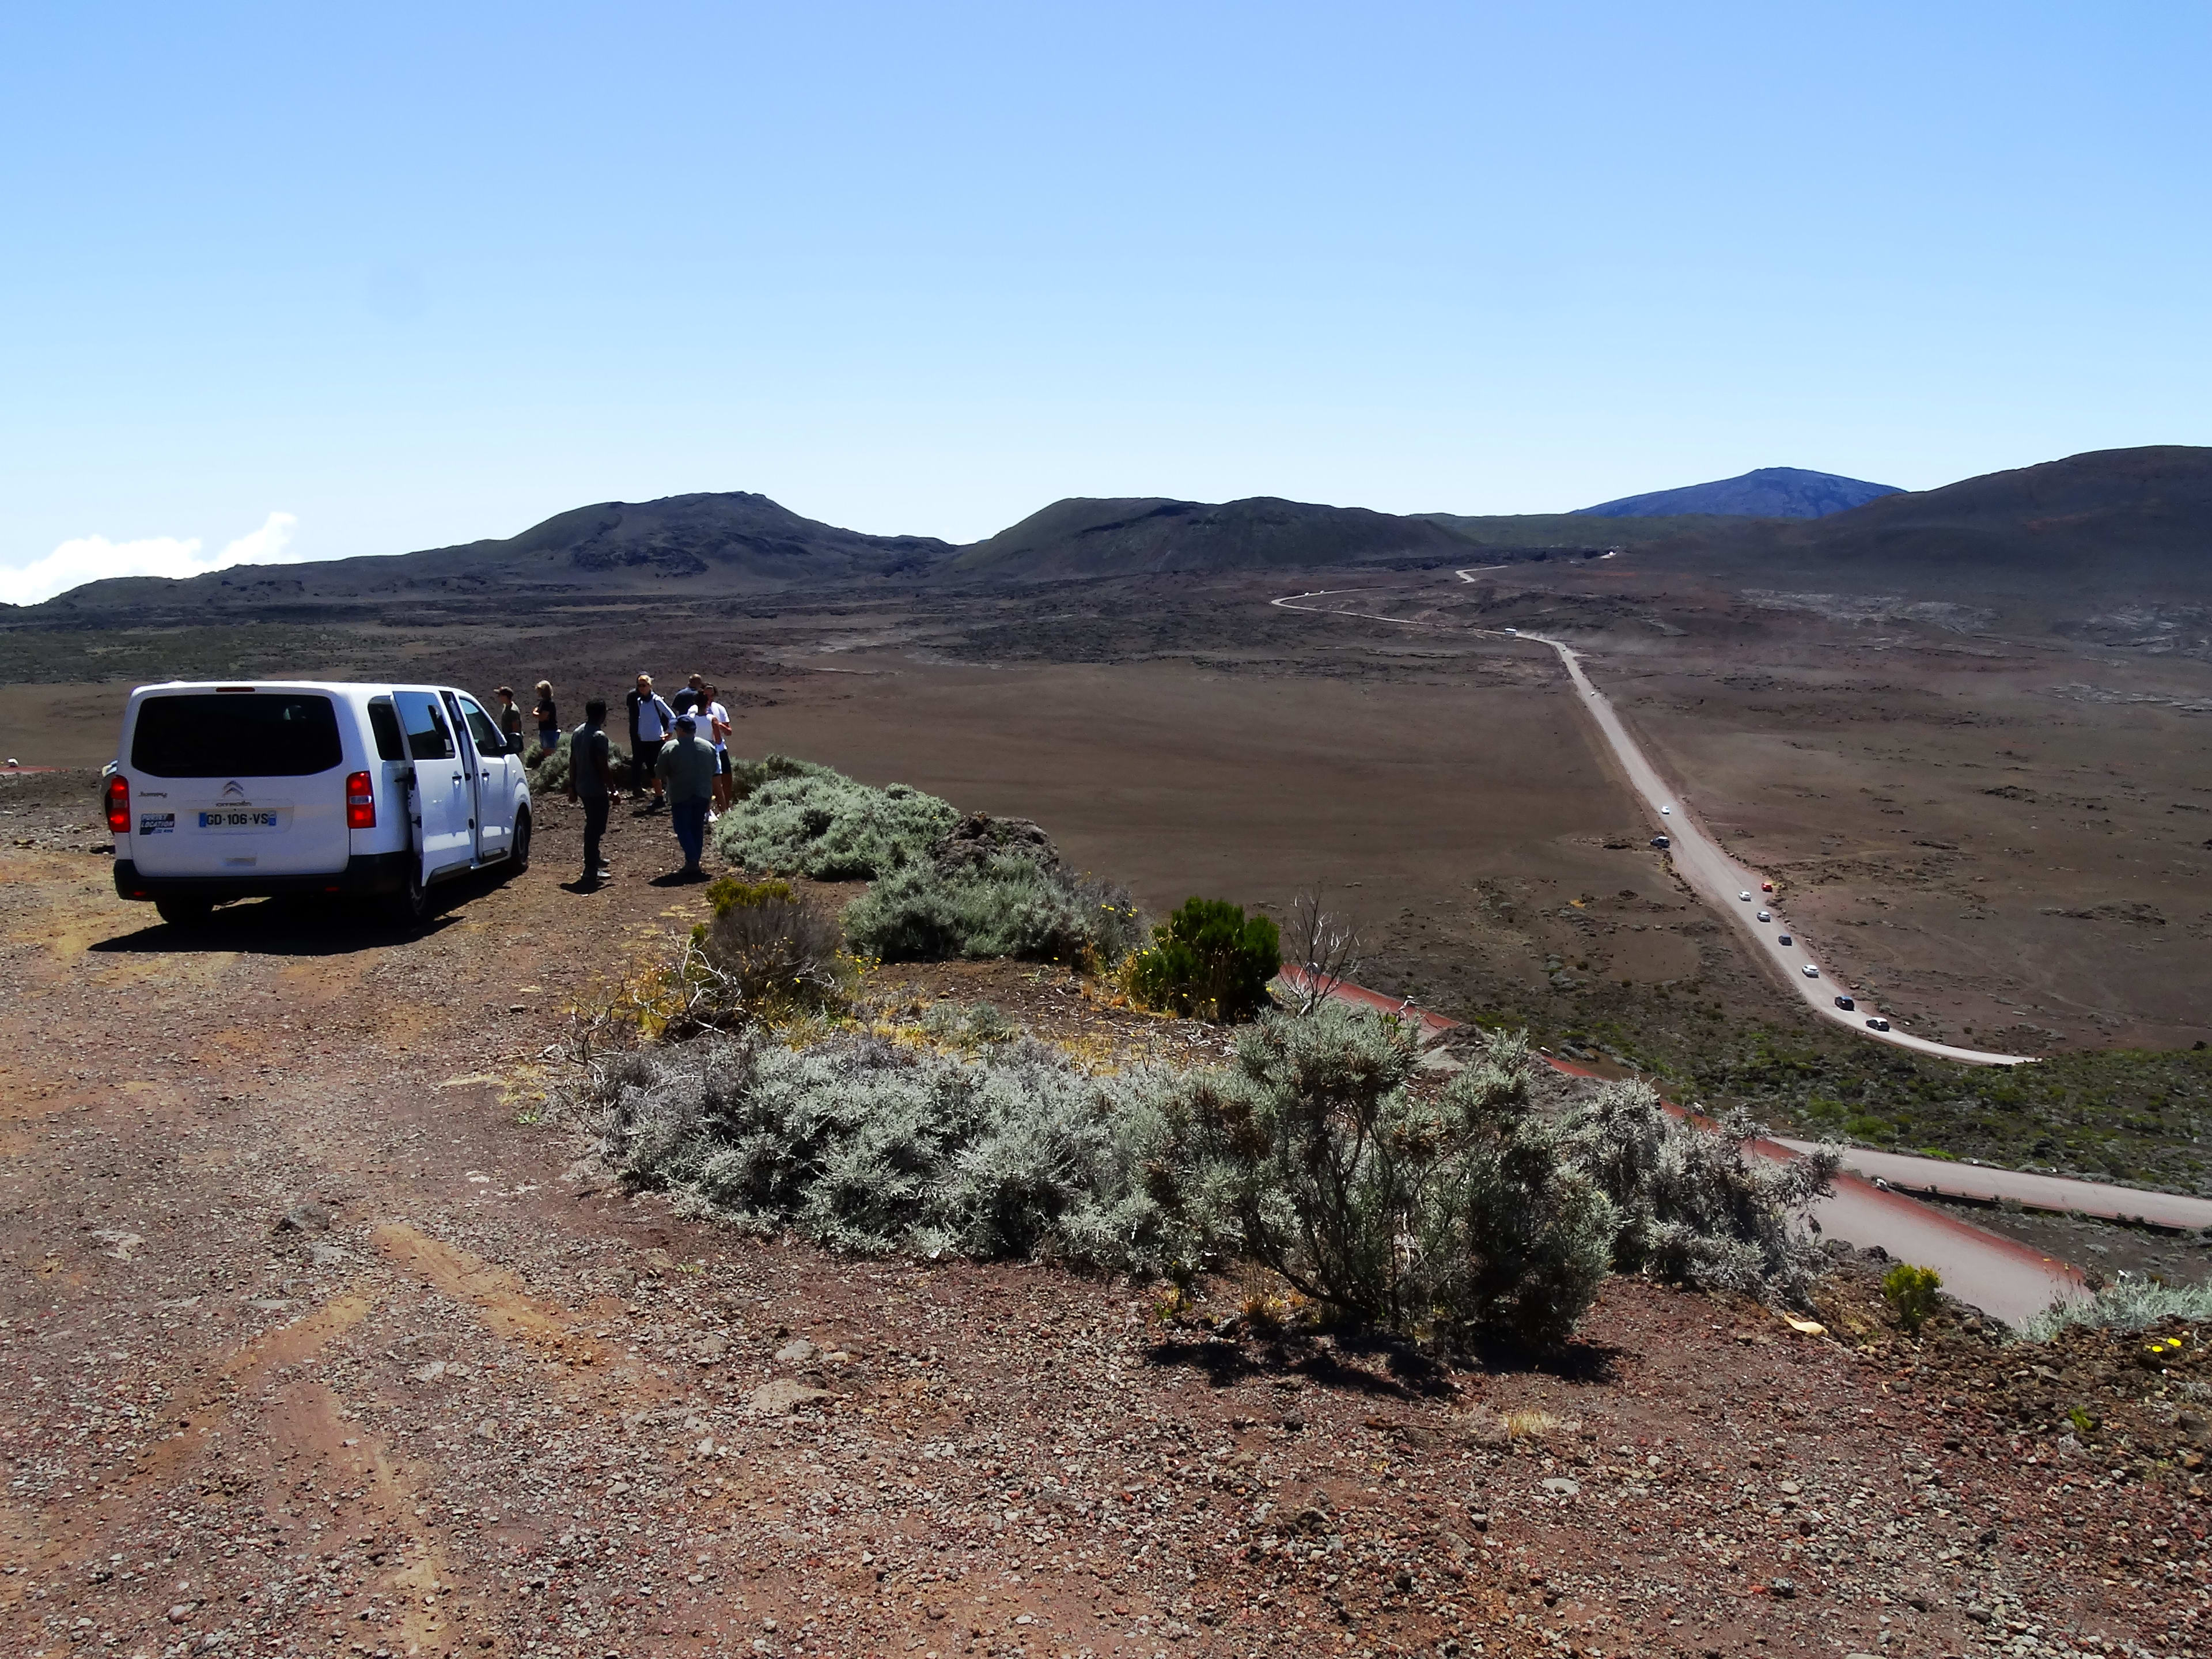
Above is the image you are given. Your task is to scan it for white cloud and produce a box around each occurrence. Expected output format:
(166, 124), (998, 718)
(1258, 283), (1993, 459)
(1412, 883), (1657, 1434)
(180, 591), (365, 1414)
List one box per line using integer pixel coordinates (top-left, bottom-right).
(0, 512), (301, 607)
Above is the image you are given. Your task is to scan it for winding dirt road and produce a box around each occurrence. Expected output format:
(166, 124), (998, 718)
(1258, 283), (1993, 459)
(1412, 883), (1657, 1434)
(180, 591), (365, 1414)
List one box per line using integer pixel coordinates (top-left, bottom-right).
(1269, 583), (2031, 1066)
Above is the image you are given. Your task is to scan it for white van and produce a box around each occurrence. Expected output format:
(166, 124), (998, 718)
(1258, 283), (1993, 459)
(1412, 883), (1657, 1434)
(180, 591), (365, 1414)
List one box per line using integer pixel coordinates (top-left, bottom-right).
(105, 681), (532, 926)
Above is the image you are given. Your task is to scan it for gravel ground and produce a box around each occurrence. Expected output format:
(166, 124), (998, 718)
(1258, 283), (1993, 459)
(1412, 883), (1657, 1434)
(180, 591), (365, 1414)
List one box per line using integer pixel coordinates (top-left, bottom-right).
(1, 786), (2206, 1659)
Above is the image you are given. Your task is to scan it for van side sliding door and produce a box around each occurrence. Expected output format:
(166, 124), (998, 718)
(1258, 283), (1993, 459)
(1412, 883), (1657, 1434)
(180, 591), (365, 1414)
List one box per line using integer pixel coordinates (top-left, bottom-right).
(393, 691), (473, 877)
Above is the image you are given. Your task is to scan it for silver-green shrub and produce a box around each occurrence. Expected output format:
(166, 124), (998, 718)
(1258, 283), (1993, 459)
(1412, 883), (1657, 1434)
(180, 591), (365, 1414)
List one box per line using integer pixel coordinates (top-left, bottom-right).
(1561, 1078), (1838, 1304)
(844, 853), (1144, 965)
(1154, 1007), (1616, 1347)
(587, 1031), (1192, 1267)
(711, 762), (957, 880)
(579, 1003), (1844, 1351)
(2020, 1272), (2212, 1340)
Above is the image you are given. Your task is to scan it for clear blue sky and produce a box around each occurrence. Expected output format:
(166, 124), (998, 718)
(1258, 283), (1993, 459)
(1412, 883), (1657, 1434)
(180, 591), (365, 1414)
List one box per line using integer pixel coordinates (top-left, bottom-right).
(3, 2), (2207, 597)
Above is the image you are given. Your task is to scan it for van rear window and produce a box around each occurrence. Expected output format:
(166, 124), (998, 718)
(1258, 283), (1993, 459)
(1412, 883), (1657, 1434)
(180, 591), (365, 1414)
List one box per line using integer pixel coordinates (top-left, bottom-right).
(130, 694), (343, 778)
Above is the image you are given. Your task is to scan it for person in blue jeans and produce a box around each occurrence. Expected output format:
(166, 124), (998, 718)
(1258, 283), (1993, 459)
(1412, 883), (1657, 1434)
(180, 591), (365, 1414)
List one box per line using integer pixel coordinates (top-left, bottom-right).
(654, 716), (719, 880)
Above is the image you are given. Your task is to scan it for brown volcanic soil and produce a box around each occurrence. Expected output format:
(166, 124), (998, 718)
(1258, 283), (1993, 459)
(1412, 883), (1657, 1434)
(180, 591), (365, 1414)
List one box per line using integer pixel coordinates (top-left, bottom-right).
(1, 543), (2207, 1070)
(6, 797), (2212, 1658)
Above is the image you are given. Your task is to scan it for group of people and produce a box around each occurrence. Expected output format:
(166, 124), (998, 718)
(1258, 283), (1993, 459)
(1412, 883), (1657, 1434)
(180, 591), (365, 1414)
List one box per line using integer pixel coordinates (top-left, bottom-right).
(497, 672), (737, 889)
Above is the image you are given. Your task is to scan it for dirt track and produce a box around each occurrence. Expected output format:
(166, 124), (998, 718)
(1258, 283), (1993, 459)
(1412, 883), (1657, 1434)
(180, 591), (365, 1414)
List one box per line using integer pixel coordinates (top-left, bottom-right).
(2, 796), (2207, 1659)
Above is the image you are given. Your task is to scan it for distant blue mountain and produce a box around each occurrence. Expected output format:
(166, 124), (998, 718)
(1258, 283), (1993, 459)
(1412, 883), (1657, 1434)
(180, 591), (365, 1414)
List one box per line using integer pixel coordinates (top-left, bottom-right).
(1576, 466), (1903, 520)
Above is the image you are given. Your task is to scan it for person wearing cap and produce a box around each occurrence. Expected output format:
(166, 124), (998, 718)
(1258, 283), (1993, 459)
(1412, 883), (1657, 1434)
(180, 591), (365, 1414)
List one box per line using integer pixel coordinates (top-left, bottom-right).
(626, 673), (676, 808)
(654, 714), (719, 880)
(493, 687), (525, 750)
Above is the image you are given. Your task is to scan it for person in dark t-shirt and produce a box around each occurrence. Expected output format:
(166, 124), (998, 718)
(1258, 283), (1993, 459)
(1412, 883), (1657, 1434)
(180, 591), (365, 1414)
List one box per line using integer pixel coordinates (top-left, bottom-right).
(566, 699), (615, 885)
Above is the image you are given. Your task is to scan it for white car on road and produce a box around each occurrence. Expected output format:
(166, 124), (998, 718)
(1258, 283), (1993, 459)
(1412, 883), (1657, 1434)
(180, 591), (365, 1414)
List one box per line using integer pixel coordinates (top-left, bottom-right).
(1802, 964), (1821, 978)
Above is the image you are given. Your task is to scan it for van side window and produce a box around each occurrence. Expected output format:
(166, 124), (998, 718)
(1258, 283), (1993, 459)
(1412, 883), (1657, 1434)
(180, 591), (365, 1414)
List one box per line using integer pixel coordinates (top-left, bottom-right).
(455, 694), (505, 754)
(395, 691), (455, 760)
(367, 700), (406, 762)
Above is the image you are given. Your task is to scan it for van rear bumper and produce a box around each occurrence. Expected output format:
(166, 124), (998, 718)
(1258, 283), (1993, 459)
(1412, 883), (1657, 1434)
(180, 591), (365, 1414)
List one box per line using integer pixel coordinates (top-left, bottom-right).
(113, 853), (413, 903)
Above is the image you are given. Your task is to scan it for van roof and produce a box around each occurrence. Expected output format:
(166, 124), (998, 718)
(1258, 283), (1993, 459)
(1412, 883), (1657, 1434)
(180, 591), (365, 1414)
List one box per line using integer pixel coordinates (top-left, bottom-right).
(127, 681), (460, 697)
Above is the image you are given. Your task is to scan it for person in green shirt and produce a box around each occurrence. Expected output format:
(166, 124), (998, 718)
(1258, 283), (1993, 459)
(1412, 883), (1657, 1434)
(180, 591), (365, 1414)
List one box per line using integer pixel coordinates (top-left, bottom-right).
(654, 715), (719, 880)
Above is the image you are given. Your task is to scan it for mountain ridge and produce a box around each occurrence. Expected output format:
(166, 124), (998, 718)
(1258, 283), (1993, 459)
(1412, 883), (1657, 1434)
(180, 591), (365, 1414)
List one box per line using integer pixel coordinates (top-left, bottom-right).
(8, 446), (2209, 619)
(1577, 465), (1902, 520)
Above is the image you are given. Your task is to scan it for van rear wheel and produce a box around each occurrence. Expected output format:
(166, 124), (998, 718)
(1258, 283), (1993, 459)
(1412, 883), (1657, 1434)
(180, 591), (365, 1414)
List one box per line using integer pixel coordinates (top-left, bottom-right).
(384, 857), (428, 927)
(509, 810), (532, 876)
(154, 895), (213, 929)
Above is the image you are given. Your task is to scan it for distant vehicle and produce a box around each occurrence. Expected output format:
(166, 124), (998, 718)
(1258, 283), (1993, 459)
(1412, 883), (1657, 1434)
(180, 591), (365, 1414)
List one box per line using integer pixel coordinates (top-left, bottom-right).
(1866, 1017), (1890, 1031)
(1502, 627), (1518, 636)
(1801, 964), (1820, 978)
(1761, 881), (1774, 892)
(1777, 934), (1793, 946)
(1660, 805), (1672, 815)
(1756, 910), (1771, 922)
(1649, 835), (1669, 849)
(107, 680), (532, 928)
(1835, 995), (1856, 1010)
(1738, 891), (1752, 901)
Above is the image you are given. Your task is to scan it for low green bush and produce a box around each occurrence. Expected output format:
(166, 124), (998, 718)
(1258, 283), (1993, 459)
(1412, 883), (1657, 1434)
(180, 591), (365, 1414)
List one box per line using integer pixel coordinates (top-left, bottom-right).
(1124, 897), (1282, 1022)
(1154, 1004), (1617, 1347)
(697, 877), (852, 1015)
(528, 729), (632, 796)
(711, 761), (957, 879)
(843, 853), (1144, 967)
(1883, 1262), (1944, 1332)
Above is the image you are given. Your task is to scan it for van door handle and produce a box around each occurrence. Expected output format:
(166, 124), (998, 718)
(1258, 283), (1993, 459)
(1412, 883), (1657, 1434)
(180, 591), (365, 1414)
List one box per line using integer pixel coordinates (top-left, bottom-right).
(450, 772), (465, 785)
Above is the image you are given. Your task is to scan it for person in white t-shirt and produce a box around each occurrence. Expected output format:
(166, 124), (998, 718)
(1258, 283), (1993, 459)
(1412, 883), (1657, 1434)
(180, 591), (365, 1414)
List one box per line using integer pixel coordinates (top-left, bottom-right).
(700, 682), (733, 816)
(626, 674), (676, 807)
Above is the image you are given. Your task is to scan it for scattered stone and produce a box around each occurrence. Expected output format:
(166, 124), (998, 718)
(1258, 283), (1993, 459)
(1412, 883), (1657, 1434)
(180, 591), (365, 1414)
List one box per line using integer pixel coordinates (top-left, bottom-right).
(274, 1202), (332, 1233)
(1540, 1478), (1580, 1497)
(749, 1378), (832, 1416)
(694, 1335), (729, 1367)
(774, 1336), (816, 1365)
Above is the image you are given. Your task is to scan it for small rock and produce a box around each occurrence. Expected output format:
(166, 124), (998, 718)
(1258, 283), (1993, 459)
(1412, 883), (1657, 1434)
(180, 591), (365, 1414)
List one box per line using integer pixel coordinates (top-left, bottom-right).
(1768, 1577), (1796, 1599)
(694, 1336), (729, 1368)
(774, 1337), (816, 1365)
(749, 1378), (832, 1416)
(274, 1202), (332, 1234)
(1540, 1477), (1580, 1497)
(1466, 1510), (1489, 1532)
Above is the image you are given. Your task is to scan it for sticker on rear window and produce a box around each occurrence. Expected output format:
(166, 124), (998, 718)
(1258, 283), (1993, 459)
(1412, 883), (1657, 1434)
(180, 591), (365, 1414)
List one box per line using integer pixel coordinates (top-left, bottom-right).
(139, 812), (175, 834)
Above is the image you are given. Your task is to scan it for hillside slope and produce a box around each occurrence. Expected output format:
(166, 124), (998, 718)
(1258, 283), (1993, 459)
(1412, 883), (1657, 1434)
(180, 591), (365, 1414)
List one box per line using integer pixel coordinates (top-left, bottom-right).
(1580, 465), (1901, 519)
(1681, 445), (2212, 600)
(17, 492), (955, 620)
(946, 496), (1475, 579)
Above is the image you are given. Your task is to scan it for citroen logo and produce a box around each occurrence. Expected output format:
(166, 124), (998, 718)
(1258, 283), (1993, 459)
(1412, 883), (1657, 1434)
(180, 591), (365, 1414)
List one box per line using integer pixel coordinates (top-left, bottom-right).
(221, 781), (247, 798)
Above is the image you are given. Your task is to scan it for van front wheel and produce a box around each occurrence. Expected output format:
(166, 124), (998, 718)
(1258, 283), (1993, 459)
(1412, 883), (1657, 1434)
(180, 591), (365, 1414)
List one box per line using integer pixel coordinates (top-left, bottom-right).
(154, 895), (213, 929)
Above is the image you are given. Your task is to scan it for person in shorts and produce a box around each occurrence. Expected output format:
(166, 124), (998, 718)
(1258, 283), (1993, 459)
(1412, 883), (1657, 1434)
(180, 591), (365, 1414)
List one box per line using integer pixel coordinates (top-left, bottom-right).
(626, 674), (676, 807)
(532, 681), (559, 755)
(700, 681), (734, 815)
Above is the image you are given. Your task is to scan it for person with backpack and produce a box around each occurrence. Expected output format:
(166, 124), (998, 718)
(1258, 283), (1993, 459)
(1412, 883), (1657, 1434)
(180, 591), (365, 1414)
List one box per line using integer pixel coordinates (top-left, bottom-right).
(669, 673), (706, 719)
(565, 698), (615, 887)
(625, 674), (676, 808)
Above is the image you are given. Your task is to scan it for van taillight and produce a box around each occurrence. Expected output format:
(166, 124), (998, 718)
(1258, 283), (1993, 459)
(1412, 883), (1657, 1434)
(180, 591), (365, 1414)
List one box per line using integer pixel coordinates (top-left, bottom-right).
(105, 773), (130, 834)
(345, 771), (376, 830)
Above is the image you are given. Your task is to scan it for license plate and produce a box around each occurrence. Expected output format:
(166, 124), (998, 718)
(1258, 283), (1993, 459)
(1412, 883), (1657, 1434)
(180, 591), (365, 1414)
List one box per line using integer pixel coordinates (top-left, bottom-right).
(198, 809), (283, 830)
